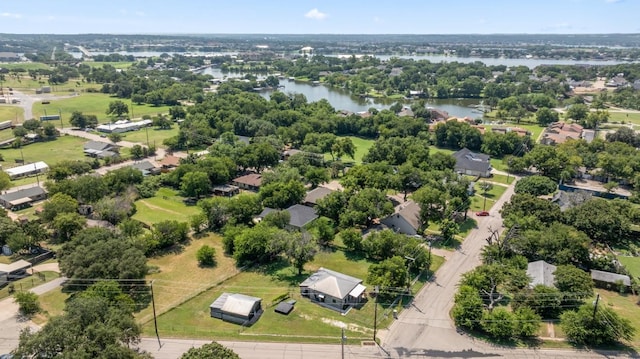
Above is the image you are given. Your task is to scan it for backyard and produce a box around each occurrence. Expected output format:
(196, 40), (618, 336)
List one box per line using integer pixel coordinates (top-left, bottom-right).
(121, 126), (179, 148)
(132, 187), (202, 225)
(470, 182), (508, 212)
(0, 105), (23, 124)
(0, 135), (89, 171)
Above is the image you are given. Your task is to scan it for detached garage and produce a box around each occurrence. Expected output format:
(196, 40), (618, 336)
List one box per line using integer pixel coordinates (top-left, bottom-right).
(210, 293), (262, 325)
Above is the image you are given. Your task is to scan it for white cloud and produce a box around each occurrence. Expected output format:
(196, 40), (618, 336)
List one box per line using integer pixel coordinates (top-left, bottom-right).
(304, 8), (327, 20)
(1, 12), (22, 19)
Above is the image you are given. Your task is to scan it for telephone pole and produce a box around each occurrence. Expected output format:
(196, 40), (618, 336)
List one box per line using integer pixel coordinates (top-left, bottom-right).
(373, 286), (379, 342)
(150, 280), (161, 348)
(341, 328), (346, 359)
(592, 293), (600, 319)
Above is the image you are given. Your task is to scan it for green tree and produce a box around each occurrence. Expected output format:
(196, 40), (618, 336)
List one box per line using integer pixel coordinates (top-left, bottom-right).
(118, 219), (144, 239)
(536, 107), (559, 126)
(340, 188), (394, 228)
(181, 171), (210, 199)
(554, 265), (594, 305)
(108, 132), (122, 144)
(514, 175), (557, 196)
(565, 104), (589, 123)
(283, 232), (318, 274)
(51, 212), (86, 242)
(196, 245), (216, 266)
(311, 217), (335, 246)
(560, 303), (635, 346)
(481, 307), (516, 339)
(367, 256), (408, 289)
(0, 171), (10, 191)
(106, 100), (129, 118)
(40, 192), (78, 222)
(514, 306), (542, 337)
(147, 220), (189, 251)
(259, 180), (305, 209)
(14, 291), (40, 317)
(180, 342), (240, 359)
(130, 144), (144, 159)
(564, 199), (631, 245)
(452, 285), (484, 330)
(340, 228), (363, 252)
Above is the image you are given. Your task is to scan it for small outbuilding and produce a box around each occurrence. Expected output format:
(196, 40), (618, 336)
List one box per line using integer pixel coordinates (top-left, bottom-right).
(274, 301), (295, 315)
(526, 260), (557, 288)
(213, 184), (240, 197)
(210, 293), (263, 325)
(590, 269), (631, 289)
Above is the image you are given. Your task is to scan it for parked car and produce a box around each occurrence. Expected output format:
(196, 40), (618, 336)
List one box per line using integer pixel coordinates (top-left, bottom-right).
(475, 211), (490, 217)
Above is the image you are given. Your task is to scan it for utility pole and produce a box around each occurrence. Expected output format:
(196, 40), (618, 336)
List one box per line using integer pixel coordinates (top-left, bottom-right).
(341, 327), (346, 359)
(59, 109), (63, 129)
(373, 285), (379, 342)
(592, 293), (600, 320)
(405, 256), (415, 289)
(150, 280), (161, 348)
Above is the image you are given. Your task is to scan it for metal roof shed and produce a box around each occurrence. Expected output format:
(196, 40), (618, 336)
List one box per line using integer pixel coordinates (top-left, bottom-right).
(210, 293), (262, 325)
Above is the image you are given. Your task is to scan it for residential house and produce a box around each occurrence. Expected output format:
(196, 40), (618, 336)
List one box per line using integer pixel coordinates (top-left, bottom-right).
(606, 75), (628, 88)
(159, 155), (181, 171)
(551, 190), (592, 212)
(590, 269), (631, 289)
(0, 259), (32, 286)
(397, 107), (414, 118)
(453, 148), (492, 178)
(540, 122), (584, 145)
(0, 186), (47, 210)
(300, 267), (366, 312)
(5, 161), (49, 180)
(231, 173), (263, 192)
(83, 141), (119, 158)
(256, 204), (319, 230)
(303, 186), (335, 207)
(96, 119), (153, 134)
(526, 260), (557, 288)
(209, 293), (263, 325)
(213, 184), (240, 197)
(491, 126), (531, 137)
(130, 161), (159, 176)
(381, 200), (421, 236)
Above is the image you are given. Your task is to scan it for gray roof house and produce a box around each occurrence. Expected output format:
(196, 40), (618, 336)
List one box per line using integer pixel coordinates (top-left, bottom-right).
(0, 259), (32, 286)
(300, 267), (366, 312)
(590, 269), (631, 288)
(257, 204), (319, 230)
(209, 293), (262, 325)
(130, 161), (159, 176)
(381, 200), (421, 236)
(526, 260), (557, 288)
(453, 148), (492, 178)
(83, 141), (119, 158)
(303, 186), (335, 207)
(0, 186), (47, 210)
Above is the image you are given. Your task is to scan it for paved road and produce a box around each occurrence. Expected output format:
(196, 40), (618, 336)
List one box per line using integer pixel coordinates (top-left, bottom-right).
(381, 180), (516, 356)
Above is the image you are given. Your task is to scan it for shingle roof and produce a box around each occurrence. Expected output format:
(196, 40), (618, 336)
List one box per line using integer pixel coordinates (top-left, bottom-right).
(526, 260), (557, 288)
(286, 204), (318, 228)
(0, 186), (46, 203)
(299, 267), (364, 299)
(84, 140), (113, 152)
(232, 173), (262, 187)
(395, 200), (421, 231)
(303, 187), (335, 205)
(453, 148), (491, 173)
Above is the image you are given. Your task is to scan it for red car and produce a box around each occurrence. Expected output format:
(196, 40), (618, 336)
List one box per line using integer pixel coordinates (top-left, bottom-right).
(475, 211), (490, 217)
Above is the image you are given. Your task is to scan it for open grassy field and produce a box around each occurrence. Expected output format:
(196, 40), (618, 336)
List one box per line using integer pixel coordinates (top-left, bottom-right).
(0, 62), (53, 71)
(121, 126), (179, 147)
(32, 93), (171, 127)
(618, 256), (640, 278)
(32, 287), (69, 325)
(608, 111), (640, 126)
(323, 136), (374, 164)
(0, 271), (60, 300)
(470, 182), (508, 212)
(0, 106), (23, 124)
(132, 187), (202, 225)
(143, 244), (444, 343)
(594, 289), (640, 348)
(0, 135), (89, 170)
(136, 234), (240, 324)
(84, 61), (137, 69)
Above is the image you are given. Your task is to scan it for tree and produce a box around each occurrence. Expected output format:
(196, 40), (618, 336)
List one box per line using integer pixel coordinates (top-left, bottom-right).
(283, 232), (317, 274)
(481, 307), (516, 339)
(261, 210), (291, 229)
(108, 132), (122, 144)
(339, 188), (394, 228)
(180, 342), (240, 359)
(58, 228), (148, 282)
(14, 291), (40, 317)
(259, 180), (305, 209)
(311, 217), (335, 246)
(119, 219), (144, 239)
(40, 192), (78, 222)
(514, 175), (557, 196)
(232, 225), (281, 265)
(564, 199), (631, 245)
(106, 100), (129, 118)
(514, 306), (542, 337)
(146, 220), (189, 251)
(181, 171), (210, 198)
(340, 228), (363, 252)
(0, 171), (10, 191)
(169, 106), (187, 120)
(560, 303), (635, 346)
(565, 104), (589, 123)
(94, 195), (135, 225)
(130, 144), (144, 159)
(501, 193), (563, 229)
(367, 256), (408, 289)
(304, 167), (329, 188)
(196, 245), (216, 266)
(509, 223), (591, 267)
(51, 212), (86, 242)
(554, 265), (594, 305)
(512, 285), (562, 319)
(536, 107), (559, 126)
(23, 119), (40, 131)
(452, 285), (484, 330)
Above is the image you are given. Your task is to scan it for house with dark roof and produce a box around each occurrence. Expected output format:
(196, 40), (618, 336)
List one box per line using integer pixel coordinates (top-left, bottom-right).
(303, 186), (335, 207)
(453, 148), (492, 177)
(0, 186), (47, 210)
(213, 184), (240, 197)
(300, 267), (366, 312)
(231, 173), (263, 192)
(381, 200), (421, 236)
(590, 269), (631, 289)
(83, 141), (119, 158)
(209, 293), (262, 325)
(526, 260), (557, 288)
(130, 161), (159, 176)
(256, 204), (319, 230)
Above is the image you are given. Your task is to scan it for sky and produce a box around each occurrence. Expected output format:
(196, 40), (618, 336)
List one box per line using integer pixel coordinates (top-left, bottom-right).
(0, 0), (638, 35)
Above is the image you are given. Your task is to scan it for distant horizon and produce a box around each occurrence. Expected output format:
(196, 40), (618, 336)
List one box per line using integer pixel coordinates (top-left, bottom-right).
(3, 32), (640, 36)
(1, 0), (638, 35)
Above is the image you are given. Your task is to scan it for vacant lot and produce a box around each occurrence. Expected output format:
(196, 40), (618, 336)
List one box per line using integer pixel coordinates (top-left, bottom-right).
(608, 111), (640, 126)
(0, 106), (24, 124)
(618, 256), (640, 278)
(32, 93), (170, 127)
(470, 182), (508, 212)
(323, 136), (374, 164)
(32, 287), (69, 325)
(132, 187), (201, 225)
(84, 61), (136, 69)
(122, 126), (179, 147)
(0, 135), (88, 170)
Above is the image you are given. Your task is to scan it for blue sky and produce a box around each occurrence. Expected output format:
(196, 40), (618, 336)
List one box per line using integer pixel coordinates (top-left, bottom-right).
(0, 0), (638, 34)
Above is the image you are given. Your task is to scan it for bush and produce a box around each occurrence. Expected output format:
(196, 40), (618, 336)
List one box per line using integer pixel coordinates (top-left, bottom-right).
(14, 291), (40, 316)
(196, 245), (216, 266)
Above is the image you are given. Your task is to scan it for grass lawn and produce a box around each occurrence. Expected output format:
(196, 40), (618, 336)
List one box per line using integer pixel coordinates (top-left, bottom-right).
(0, 135), (89, 170)
(32, 93), (170, 127)
(32, 287), (69, 325)
(132, 187), (202, 226)
(470, 182), (508, 212)
(83, 61), (137, 69)
(0, 271), (60, 300)
(0, 62), (53, 71)
(143, 244), (445, 343)
(12, 205), (41, 221)
(323, 136), (374, 164)
(490, 158), (508, 172)
(121, 126), (179, 147)
(608, 111), (640, 125)
(136, 234), (241, 324)
(0, 106), (23, 124)
(618, 256), (640, 278)
(427, 218), (478, 249)
(488, 173), (515, 185)
(594, 289), (640, 348)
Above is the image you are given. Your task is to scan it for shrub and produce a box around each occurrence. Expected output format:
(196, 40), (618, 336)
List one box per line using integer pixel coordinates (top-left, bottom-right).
(196, 245), (216, 266)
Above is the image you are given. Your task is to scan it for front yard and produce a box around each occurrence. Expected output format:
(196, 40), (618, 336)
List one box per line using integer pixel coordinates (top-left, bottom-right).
(132, 187), (202, 225)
